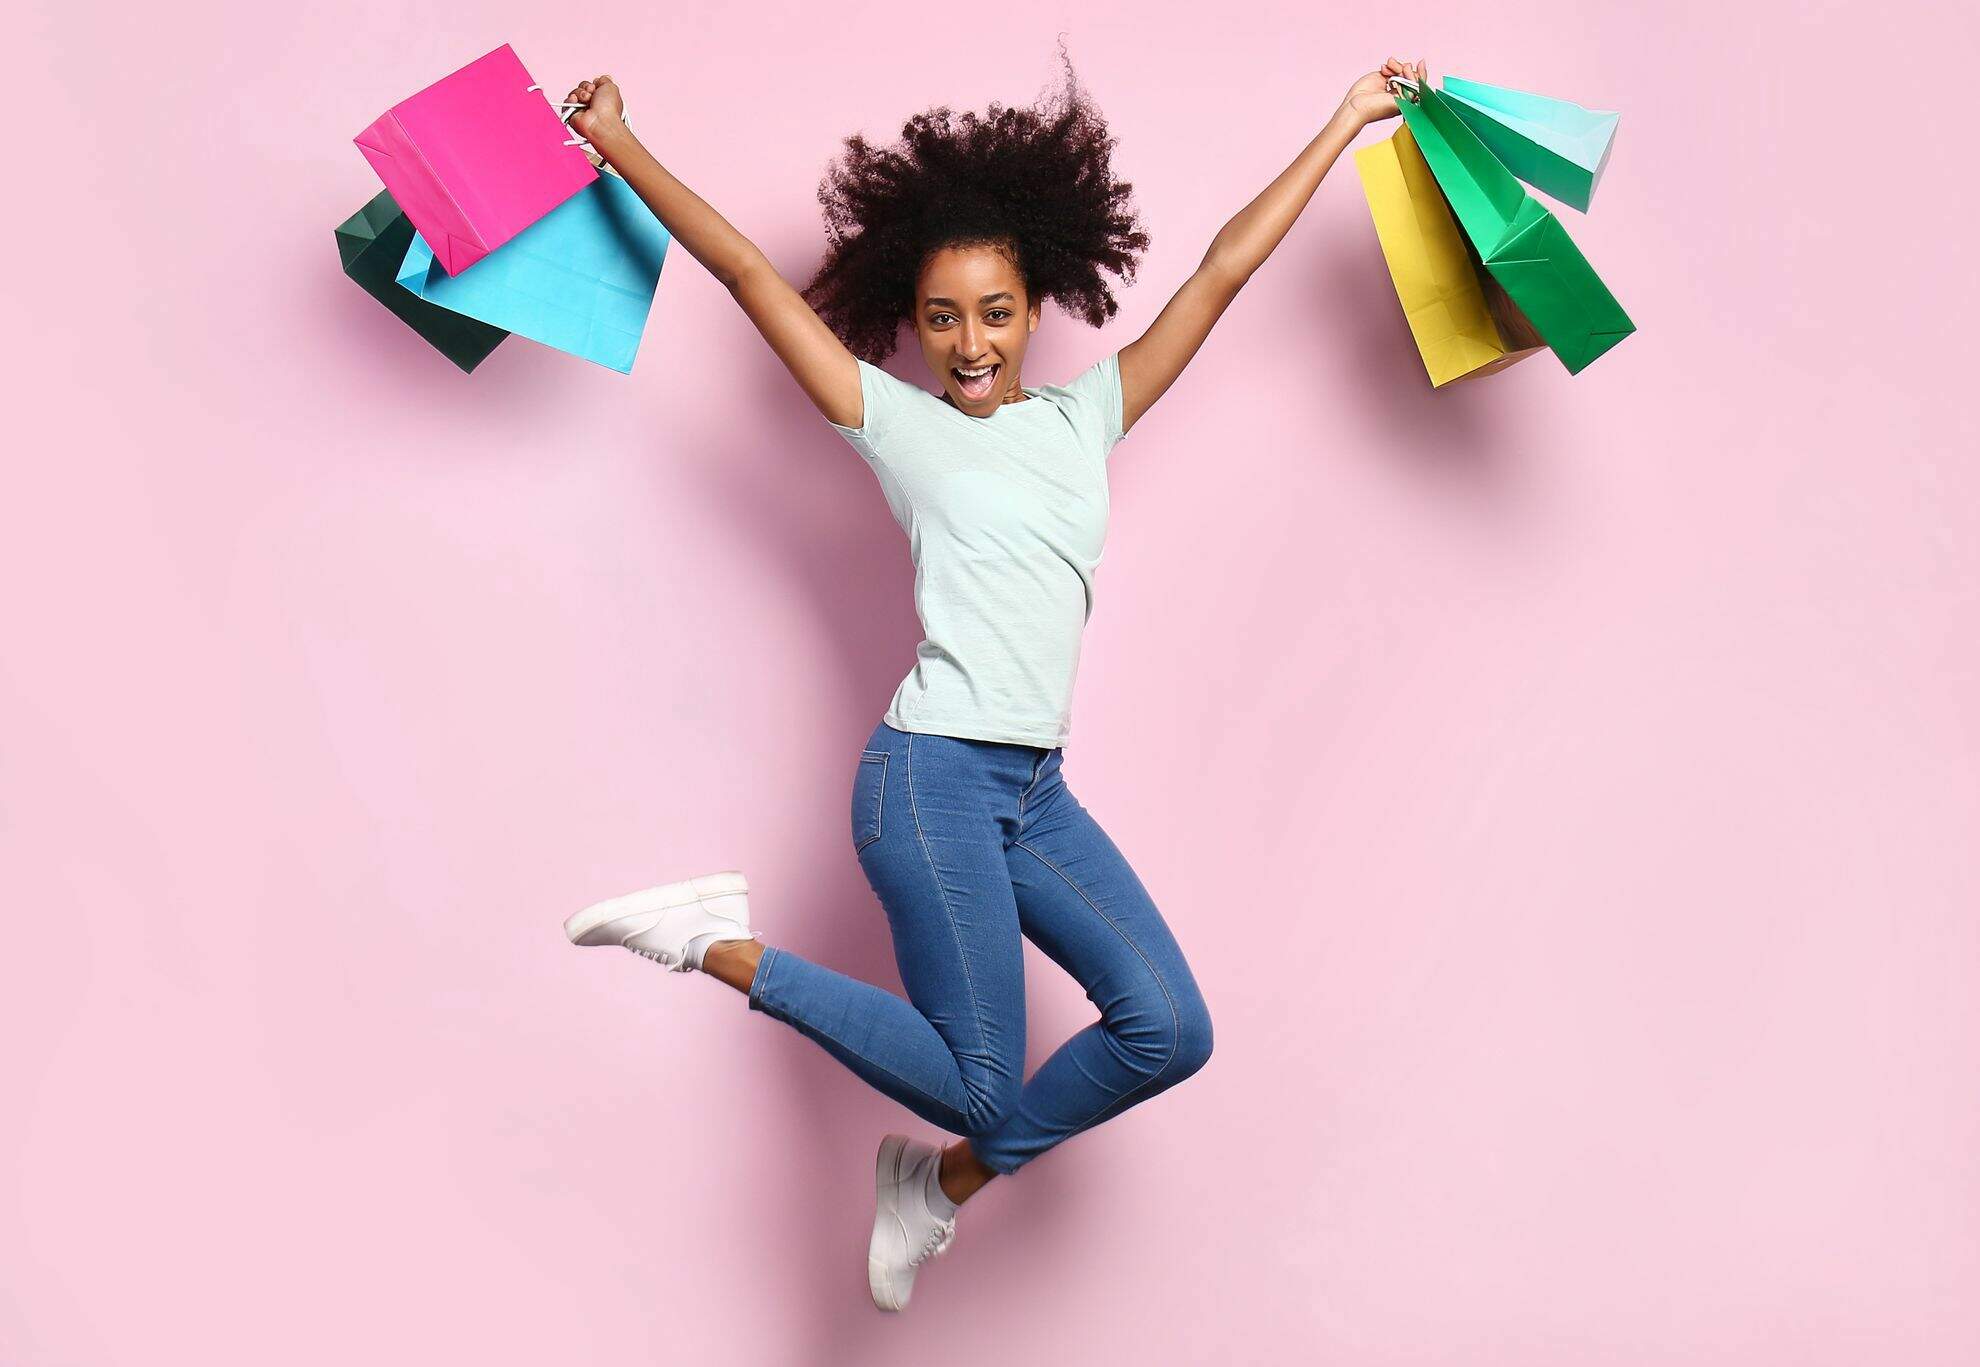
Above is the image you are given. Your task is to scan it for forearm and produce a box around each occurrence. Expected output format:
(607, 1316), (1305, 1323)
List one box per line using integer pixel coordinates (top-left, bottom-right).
(586, 118), (767, 290)
(1204, 104), (1366, 282)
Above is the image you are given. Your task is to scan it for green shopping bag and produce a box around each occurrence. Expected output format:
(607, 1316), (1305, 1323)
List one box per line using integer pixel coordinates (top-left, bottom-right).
(1440, 76), (1619, 212)
(1395, 80), (1634, 375)
(336, 190), (507, 373)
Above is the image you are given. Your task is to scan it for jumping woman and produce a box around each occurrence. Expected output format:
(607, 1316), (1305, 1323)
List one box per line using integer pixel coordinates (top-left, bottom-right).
(561, 51), (1428, 1311)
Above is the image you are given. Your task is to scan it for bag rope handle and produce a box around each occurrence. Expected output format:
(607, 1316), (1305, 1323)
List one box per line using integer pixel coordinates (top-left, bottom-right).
(527, 84), (622, 168)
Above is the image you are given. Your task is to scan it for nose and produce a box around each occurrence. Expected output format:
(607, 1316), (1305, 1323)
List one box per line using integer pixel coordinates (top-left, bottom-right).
(958, 317), (985, 360)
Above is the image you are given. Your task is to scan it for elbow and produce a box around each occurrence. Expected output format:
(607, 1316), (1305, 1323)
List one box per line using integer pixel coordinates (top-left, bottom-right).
(721, 249), (775, 297)
(1196, 255), (1252, 305)
(1198, 251), (1252, 293)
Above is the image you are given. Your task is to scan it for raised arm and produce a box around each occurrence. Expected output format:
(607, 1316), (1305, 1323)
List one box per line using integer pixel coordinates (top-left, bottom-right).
(1117, 57), (1426, 435)
(568, 76), (863, 429)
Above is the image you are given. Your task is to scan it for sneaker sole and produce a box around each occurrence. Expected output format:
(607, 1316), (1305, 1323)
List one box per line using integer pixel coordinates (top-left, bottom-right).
(868, 1134), (911, 1312)
(563, 870), (749, 946)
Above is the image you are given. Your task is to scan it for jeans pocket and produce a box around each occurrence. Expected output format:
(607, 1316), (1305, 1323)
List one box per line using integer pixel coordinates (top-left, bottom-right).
(851, 752), (887, 851)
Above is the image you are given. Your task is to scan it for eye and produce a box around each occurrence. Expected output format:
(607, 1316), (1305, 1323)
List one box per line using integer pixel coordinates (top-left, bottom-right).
(987, 310), (1012, 323)
(929, 312), (956, 326)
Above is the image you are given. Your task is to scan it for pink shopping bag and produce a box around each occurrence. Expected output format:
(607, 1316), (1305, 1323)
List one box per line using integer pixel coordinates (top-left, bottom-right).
(354, 43), (597, 277)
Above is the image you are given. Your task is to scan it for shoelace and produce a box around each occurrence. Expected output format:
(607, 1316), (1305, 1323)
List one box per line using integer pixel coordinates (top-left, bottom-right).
(624, 922), (760, 972)
(912, 1216), (958, 1266)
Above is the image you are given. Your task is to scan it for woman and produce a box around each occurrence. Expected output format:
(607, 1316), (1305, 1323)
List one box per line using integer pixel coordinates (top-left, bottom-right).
(562, 52), (1427, 1311)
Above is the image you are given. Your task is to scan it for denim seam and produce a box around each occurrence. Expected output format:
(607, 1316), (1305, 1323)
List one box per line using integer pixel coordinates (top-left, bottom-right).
(745, 942), (778, 1010)
(906, 732), (992, 1078)
(1017, 753), (1048, 828)
(754, 976), (974, 1123)
(1012, 838), (1180, 1133)
(855, 754), (887, 851)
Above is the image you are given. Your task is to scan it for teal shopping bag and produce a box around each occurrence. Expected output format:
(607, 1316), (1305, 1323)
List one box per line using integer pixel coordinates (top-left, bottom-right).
(397, 172), (670, 374)
(1439, 76), (1620, 212)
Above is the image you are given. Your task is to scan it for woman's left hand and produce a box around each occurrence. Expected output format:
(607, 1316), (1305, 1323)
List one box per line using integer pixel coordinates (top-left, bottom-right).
(1340, 57), (1429, 128)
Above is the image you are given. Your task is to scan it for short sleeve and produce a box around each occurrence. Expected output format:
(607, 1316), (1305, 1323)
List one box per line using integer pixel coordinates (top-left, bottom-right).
(1055, 351), (1127, 459)
(827, 359), (924, 460)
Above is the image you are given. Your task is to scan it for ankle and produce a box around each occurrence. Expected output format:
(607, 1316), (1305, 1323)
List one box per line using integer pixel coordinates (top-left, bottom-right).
(699, 937), (763, 991)
(938, 1140), (995, 1206)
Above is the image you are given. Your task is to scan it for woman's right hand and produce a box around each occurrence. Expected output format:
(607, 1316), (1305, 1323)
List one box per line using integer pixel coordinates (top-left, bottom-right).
(563, 75), (625, 144)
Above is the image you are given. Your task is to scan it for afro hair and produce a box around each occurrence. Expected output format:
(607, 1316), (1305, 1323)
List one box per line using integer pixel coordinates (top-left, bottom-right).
(802, 47), (1149, 363)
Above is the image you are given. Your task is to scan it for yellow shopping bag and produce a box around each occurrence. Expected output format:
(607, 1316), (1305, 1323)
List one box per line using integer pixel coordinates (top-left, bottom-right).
(1354, 125), (1543, 387)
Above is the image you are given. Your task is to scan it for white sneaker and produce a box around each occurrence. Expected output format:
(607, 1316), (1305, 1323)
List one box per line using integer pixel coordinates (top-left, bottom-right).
(868, 1134), (959, 1312)
(563, 871), (757, 972)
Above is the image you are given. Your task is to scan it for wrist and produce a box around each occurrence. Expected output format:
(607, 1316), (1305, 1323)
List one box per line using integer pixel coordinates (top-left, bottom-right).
(586, 115), (637, 161)
(1329, 101), (1369, 135)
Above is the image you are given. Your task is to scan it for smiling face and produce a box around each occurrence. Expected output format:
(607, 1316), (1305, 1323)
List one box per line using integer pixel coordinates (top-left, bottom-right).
(913, 241), (1042, 416)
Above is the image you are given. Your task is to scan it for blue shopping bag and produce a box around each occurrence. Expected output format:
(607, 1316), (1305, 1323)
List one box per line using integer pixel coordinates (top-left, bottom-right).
(397, 171), (670, 373)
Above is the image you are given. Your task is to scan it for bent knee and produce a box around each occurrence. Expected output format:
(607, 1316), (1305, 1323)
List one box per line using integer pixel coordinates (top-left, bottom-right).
(961, 1073), (1023, 1137)
(1119, 980), (1214, 1084)
(1165, 990), (1214, 1081)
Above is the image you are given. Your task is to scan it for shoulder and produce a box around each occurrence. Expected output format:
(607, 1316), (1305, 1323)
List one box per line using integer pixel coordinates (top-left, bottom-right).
(1035, 353), (1126, 457)
(1037, 352), (1121, 405)
(827, 359), (943, 456)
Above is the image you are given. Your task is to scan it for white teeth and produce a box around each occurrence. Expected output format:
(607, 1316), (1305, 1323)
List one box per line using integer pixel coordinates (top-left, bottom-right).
(956, 365), (995, 378)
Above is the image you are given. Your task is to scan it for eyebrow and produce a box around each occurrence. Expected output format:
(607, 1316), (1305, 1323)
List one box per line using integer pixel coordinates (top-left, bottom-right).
(924, 292), (1016, 308)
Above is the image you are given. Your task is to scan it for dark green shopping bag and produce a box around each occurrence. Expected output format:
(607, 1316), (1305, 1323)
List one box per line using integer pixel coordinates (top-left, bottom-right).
(1396, 81), (1634, 374)
(336, 189), (507, 373)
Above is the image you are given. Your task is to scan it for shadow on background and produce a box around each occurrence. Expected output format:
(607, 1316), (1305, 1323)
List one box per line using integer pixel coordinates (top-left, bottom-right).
(1307, 228), (1529, 506)
(673, 345), (956, 1347)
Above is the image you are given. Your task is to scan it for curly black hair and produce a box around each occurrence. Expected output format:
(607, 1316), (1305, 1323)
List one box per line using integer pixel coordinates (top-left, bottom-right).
(802, 47), (1150, 363)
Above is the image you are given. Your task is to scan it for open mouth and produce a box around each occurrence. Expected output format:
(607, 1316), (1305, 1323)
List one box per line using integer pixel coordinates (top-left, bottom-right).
(952, 363), (999, 401)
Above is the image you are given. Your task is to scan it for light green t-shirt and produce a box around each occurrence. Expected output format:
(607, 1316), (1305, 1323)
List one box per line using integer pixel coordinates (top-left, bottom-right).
(828, 353), (1127, 748)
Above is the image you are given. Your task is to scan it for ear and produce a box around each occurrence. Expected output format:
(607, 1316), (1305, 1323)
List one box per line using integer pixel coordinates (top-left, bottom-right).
(1028, 302), (1041, 333)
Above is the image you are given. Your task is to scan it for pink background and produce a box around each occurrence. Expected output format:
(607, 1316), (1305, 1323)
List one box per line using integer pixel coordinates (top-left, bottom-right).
(7, 1), (1977, 1362)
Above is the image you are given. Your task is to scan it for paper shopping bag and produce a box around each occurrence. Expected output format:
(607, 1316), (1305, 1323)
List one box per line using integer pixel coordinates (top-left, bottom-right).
(336, 189), (506, 373)
(396, 172), (670, 374)
(1397, 81), (1634, 374)
(1355, 126), (1544, 387)
(355, 43), (597, 277)
(1439, 75), (1619, 212)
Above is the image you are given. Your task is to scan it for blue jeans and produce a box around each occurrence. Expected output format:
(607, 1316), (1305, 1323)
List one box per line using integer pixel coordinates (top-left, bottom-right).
(746, 720), (1213, 1174)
